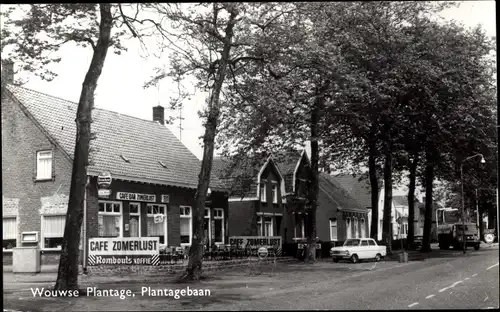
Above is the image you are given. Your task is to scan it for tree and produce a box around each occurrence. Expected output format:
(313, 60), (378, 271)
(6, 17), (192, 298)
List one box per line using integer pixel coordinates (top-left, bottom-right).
(141, 2), (293, 280)
(1, 3), (140, 290)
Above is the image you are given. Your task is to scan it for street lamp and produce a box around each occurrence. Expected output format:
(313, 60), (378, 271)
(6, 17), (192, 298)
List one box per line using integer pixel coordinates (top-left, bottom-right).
(460, 153), (486, 254)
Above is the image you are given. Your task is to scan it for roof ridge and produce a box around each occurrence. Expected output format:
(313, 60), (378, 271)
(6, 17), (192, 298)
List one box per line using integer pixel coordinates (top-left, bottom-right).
(8, 84), (165, 126)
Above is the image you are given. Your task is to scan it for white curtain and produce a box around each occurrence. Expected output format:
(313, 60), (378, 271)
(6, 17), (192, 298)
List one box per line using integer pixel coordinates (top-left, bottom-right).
(3, 218), (16, 239)
(99, 215), (119, 237)
(43, 215), (65, 237)
(37, 151), (52, 179)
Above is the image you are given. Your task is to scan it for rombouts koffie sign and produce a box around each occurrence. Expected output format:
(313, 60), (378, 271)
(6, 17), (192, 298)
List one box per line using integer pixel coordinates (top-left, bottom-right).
(88, 237), (159, 266)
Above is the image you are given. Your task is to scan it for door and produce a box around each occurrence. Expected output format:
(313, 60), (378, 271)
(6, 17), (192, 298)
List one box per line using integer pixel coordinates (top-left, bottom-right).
(359, 239), (370, 259)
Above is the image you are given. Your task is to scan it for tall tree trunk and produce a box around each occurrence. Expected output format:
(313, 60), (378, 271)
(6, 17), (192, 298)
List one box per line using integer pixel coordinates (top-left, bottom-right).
(407, 152), (419, 249)
(368, 138), (379, 239)
(181, 7), (237, 281)
(54, 4), (113, 291)
(305, 85), (325, 263)
(382, 147), (393, 254)
(421, 149), (434, 253)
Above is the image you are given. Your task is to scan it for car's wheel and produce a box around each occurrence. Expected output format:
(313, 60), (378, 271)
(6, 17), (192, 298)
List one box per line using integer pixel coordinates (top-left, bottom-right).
(350, 254), (359, 264)
(474, 244), (480, 251)
(375, 253), (381, 262)
(332, 257), (339, 263)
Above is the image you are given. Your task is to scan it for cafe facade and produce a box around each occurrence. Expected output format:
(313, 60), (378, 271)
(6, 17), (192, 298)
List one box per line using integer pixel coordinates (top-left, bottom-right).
(2, 83), (228, 268)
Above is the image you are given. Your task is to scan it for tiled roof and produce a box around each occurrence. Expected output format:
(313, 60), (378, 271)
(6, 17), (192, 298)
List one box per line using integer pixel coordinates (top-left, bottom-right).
(319, 173), (368, 214)
(331, 173), (376, 209)
(211, 156), (266, 198)
(6, 85), (226, 190)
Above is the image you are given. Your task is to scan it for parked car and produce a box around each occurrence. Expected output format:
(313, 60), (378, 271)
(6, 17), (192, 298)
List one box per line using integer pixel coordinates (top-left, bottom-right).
(330, 238), (387, 263)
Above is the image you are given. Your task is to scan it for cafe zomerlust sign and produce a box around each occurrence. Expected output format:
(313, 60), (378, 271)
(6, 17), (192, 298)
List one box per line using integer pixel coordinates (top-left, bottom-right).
(116, 192), (156, 202)
(88, 237), (159, 266)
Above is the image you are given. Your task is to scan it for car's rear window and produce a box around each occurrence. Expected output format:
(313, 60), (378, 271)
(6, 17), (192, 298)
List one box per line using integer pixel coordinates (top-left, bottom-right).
(368, 240), (376, 246)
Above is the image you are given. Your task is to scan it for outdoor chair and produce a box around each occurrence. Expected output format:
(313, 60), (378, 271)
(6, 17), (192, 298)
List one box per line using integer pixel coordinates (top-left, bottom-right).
(175, 246), (185, 263)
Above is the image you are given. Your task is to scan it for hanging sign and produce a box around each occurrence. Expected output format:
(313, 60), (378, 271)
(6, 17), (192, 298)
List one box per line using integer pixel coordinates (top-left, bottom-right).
(97, 172), (112, 188)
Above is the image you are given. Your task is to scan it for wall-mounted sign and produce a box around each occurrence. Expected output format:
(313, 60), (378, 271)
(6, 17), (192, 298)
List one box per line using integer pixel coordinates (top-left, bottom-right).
(161, 195), (169, 203)
(97, 172), (112, 188)
(98, 189), (112, 198)
(88, 237), (159, 266)
(116, 192), (156, 202)
(229, 236), (282, 249)
(21, 231), (39, 243)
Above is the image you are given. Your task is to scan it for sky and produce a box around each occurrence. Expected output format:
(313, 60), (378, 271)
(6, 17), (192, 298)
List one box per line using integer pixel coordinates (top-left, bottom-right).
(1, 1), (497, 161)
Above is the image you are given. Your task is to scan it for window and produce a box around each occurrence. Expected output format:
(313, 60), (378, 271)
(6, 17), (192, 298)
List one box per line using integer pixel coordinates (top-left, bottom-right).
(36, 150), (53, 180)
(213, 208), (224, 244)
(272, 183), (278, 204)
(98, 201), (122, 237)
(360, 218), (366, 238)
(294, 214), (305, 239)
(180, 206), (192, 245)
(204, 208), (211, 246)
(3, 217), (17, 250)
(353, 217), (358, 238)
(42, 215), (65, 249)
(361, 240), (369, 246)
(368, 239), (377, 246)
(129, 203), (141, 237)
(346, 218), (352, 239)
(260, 183), (267, 202)
(147, 204), (167, 244)
(329, 218), (338, 241)
(258, 215), (273, 237)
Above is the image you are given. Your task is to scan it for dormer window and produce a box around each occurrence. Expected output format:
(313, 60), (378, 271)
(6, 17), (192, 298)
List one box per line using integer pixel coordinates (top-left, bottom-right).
(272, 182), (278, 204)
(260, 182), (267, 203)
(120, 154), (130, 163)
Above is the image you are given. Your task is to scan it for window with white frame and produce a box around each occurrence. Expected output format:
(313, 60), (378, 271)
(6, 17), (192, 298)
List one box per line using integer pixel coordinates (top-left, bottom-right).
(258, 215), (273, 237)
(346, 217), (352, 239)
(42, 215), (65, 249)
(260, 182), (267, 202)
(204, 208), (211, 245)
(180, 206), (192, 245)
(147, 204), (167, 244)
(3, 217), (17, 250)
(360, 218), (366, 238)
(272, 183), (278, 204)
(353, 217), (358, 238)
(98, 201), (122, 237)
(129, 203), (141, 237)
(294, 214), (305, 239)
(213, 208), (224, 244)
(329, 218), (338, 241)
(36, 150), (53, 180)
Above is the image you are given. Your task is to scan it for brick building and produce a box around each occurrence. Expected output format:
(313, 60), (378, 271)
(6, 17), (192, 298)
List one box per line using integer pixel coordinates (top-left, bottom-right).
(2, 83), (228, 266)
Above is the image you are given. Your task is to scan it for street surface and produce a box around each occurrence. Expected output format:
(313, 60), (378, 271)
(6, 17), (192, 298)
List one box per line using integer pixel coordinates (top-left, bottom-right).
(3, 244), (498, 311)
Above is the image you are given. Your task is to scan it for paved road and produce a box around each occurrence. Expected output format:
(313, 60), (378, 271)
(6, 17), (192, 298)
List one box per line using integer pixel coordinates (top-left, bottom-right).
(202, 246), (499, 310)
(3, 245), (498, 311)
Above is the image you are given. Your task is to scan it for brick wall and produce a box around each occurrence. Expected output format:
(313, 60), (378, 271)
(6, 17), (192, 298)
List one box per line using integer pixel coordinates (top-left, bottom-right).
(2, 90), (73, 252)
(228, 201), (256, 236)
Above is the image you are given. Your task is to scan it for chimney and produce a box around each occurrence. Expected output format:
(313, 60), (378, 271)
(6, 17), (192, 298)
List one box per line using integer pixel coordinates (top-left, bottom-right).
(1, 60), (14, 85)
(152, 105), (165, 125)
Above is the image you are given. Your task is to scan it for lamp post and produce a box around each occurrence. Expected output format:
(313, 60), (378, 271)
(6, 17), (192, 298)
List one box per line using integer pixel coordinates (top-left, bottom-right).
(460, 153), (486, 254)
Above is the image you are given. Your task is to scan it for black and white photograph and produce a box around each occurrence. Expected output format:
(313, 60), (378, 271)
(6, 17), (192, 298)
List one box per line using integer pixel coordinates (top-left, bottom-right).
(1, 1), (498, 311)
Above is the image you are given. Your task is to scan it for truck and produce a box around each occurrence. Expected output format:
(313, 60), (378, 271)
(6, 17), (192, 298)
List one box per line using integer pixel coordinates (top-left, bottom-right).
(436, 207), (481, 250)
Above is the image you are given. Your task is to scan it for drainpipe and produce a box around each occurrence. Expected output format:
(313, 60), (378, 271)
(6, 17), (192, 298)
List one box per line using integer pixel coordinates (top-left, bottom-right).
(83, 176), (89, 273)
